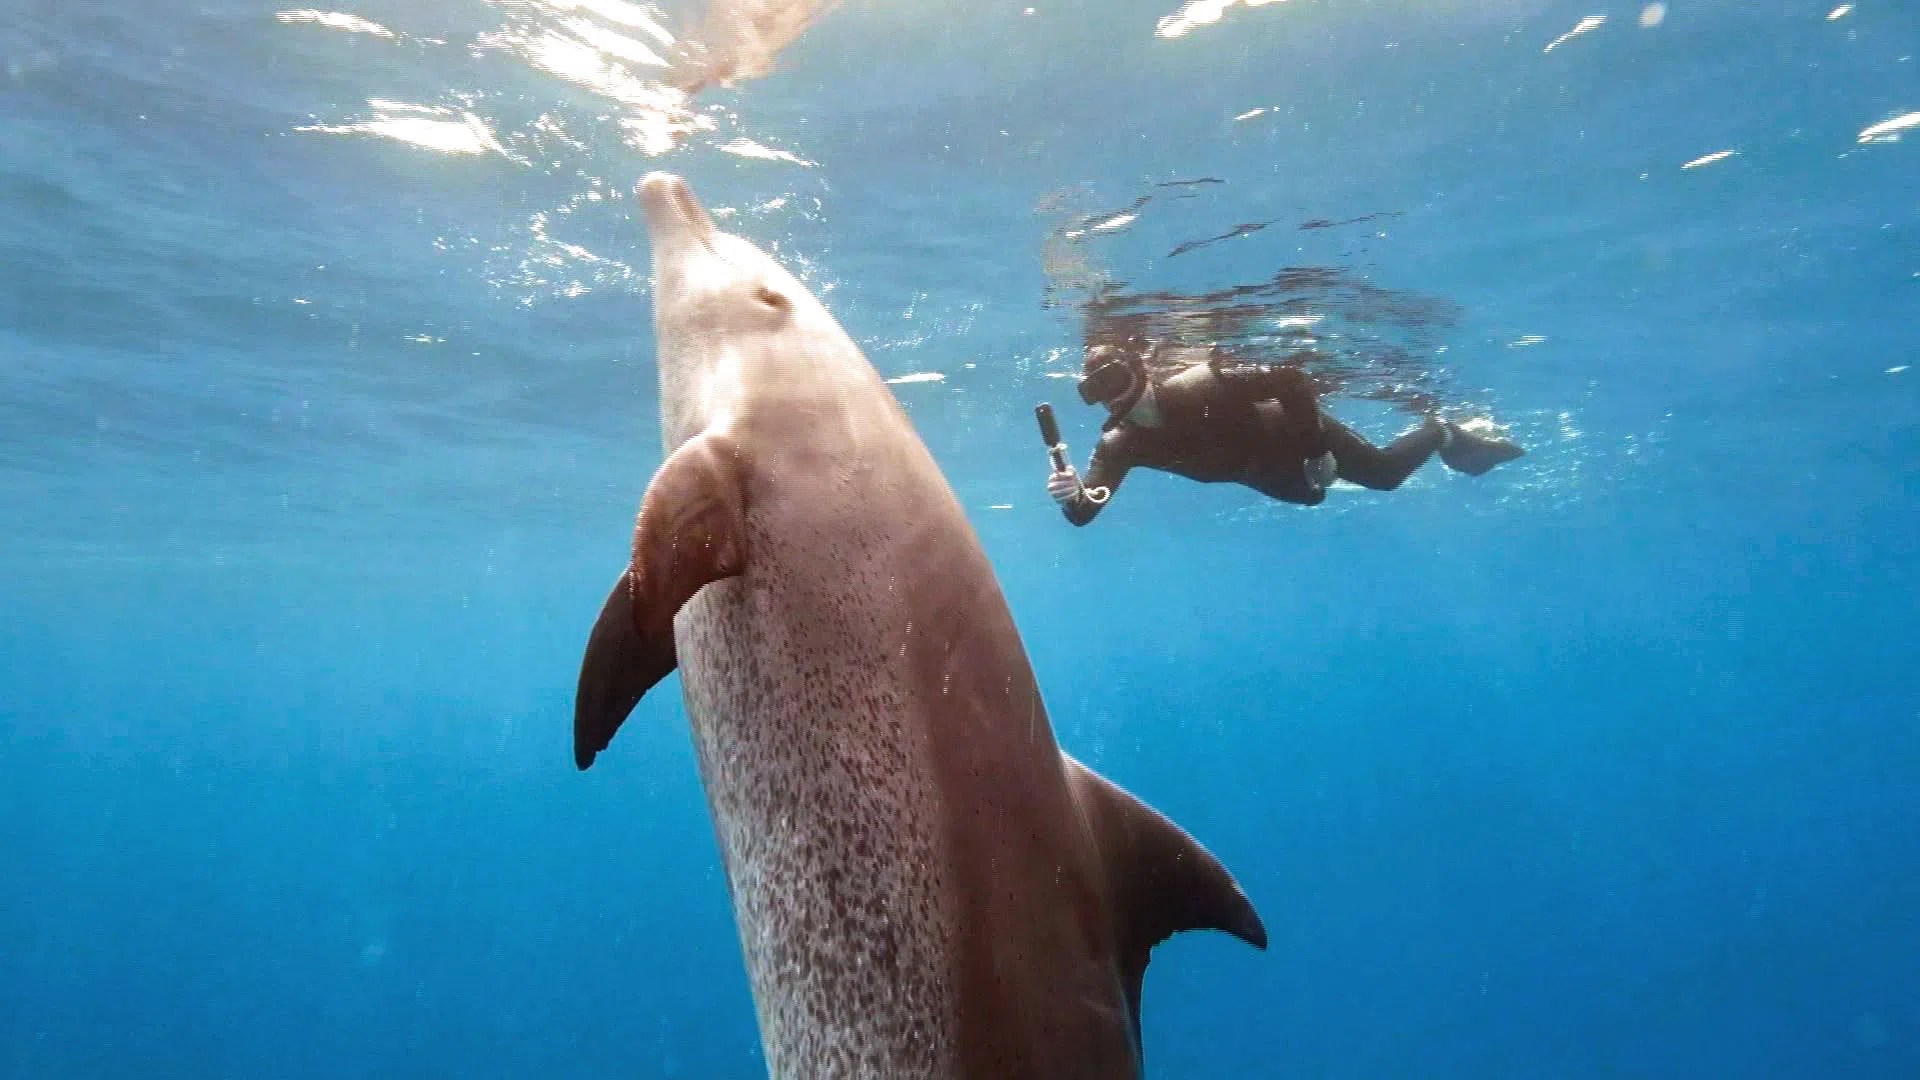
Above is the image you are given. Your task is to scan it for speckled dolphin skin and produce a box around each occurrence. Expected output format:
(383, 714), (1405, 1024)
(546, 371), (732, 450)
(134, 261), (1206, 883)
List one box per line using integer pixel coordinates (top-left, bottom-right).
(574, 171), (1266, 1079)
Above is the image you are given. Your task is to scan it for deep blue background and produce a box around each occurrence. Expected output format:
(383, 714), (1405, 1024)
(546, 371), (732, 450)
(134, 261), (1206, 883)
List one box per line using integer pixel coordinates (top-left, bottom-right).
(2, 0), (1917, 1075)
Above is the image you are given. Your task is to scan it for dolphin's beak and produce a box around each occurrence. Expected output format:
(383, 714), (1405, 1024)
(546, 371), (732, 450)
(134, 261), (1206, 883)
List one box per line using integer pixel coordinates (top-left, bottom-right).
(637, 171), (715, 251)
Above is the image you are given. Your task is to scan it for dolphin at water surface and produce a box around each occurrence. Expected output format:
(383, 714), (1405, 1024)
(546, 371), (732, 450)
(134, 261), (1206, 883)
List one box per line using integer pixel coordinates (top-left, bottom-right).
(574, 171), (1266, 1078)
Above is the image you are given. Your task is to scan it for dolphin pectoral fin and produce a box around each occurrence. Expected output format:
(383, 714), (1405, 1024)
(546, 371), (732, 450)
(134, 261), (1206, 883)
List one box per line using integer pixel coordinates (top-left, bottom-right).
(574, 571), (677, 770)
(1062, 755), (1266, 1047)
(573, 430), (749, 771)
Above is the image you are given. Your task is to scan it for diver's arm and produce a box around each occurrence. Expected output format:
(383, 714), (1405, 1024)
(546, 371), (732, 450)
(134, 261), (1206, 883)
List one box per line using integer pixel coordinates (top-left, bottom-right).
(1060, 432), (1132, 527)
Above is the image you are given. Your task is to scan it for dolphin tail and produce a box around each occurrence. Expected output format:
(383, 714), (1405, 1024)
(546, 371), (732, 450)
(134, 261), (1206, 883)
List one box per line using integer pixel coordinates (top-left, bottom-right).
(574, 429), (750, 771)
(1062, 756), (1265, 1050)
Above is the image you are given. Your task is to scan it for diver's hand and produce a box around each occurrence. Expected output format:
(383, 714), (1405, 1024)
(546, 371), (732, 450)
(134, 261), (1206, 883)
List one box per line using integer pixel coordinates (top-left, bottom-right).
(1047, 467), (1083, 507)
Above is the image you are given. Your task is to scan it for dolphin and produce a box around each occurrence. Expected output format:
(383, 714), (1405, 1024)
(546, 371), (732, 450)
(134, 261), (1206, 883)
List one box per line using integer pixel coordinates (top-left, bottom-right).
(574, 171), (1266, 1079)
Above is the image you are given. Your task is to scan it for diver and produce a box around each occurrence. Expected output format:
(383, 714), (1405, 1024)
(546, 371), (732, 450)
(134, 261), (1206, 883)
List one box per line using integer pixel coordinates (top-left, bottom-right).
(1044, 341), (1526, 525)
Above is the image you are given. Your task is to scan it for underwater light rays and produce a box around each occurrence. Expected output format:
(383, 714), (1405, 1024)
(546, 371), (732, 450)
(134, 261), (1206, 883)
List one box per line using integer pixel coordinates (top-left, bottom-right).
(1156, 0), (1286, 40)
(295, 100), (514, 159)
(274, 10), (395, 39)
(1857, 111), (1920, 145)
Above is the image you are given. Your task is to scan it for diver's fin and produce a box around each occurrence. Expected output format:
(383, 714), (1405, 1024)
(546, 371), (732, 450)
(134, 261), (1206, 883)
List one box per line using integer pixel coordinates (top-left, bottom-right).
(574, 430), (749, 770)
(1438, 420), (1525, 477)
(1063, 755), (1266, 1049)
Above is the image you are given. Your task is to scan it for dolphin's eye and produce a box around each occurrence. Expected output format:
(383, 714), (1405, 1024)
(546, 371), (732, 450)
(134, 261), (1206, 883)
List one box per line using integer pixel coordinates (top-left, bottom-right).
(753, 285), (790, 312)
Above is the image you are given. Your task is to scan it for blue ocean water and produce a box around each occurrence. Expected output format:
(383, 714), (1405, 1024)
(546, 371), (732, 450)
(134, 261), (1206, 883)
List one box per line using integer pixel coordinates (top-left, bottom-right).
(2, 0), (1916, 1075)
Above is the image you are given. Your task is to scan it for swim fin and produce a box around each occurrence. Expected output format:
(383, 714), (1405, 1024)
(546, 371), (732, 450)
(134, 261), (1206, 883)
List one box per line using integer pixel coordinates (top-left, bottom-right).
(1438, 419), (1525, 476)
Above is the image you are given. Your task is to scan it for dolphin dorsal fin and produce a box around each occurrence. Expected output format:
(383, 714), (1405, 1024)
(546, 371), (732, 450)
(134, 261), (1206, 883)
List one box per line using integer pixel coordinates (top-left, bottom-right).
(1063, 755), (1267, 1044)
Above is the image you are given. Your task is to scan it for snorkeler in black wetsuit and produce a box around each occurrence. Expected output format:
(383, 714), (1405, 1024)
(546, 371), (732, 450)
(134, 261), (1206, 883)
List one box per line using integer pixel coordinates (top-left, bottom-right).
(1047, 342), (1525, 525)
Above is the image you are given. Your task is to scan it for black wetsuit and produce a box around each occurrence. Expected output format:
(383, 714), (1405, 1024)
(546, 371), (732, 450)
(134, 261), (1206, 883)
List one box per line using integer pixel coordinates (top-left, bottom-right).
(1060, 353), (1447, 526)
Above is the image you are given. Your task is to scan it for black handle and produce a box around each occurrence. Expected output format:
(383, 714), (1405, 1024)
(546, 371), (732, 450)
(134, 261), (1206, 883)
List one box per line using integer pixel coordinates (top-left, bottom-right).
(1035, 403), (1061, 448)
(1035, 403), (1071, 473)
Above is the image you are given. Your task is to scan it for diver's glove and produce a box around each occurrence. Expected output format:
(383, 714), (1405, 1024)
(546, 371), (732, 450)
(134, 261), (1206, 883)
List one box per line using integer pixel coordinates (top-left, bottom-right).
(1047, 467), (1083, 506)
(1305, 451), (1337, 490)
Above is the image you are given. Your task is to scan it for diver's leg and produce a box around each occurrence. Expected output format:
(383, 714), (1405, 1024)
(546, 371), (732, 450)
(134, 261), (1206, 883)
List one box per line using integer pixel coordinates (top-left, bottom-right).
(1325, 417), (1445, 491)
(1243, 461), (1326, 507)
